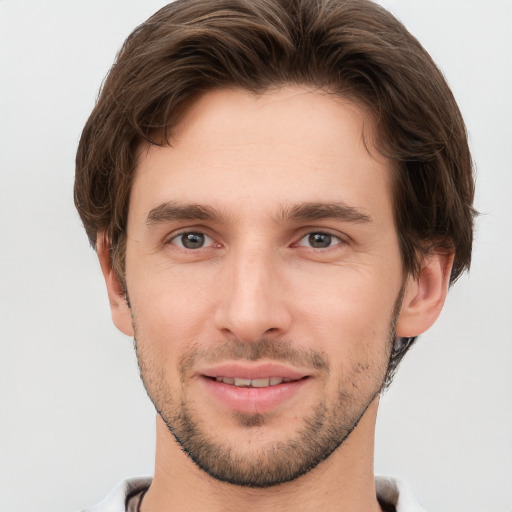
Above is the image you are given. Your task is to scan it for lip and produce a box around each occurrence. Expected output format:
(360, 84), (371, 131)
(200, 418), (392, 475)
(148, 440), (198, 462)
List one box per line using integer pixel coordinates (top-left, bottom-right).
(199, 362), (311, 415)
(201, 362), (309, 381)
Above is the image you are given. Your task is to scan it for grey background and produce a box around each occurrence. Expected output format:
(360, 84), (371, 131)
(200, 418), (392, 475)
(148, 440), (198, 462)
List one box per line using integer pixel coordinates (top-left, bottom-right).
(1, 1), (511, 511)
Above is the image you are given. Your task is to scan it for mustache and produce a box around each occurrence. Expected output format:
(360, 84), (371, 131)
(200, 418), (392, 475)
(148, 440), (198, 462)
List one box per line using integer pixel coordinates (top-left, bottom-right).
(179, 338), (330, 374)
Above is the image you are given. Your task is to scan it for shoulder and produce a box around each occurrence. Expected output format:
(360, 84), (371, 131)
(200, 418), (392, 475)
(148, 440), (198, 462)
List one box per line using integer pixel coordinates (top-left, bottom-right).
(82, 477), (152, 512)
(375, 476), (426, 512)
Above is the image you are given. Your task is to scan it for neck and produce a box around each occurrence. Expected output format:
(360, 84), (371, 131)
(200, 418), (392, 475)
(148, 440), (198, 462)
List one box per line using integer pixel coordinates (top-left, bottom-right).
(142, 399), (382, 512)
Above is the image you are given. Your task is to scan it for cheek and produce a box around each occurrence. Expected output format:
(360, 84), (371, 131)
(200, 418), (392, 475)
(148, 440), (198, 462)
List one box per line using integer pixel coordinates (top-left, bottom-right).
(307, 298), (393, 394)
(127, 263), (220, 354)
(294, 267), (399, 332)
(291, 269), (399, 379)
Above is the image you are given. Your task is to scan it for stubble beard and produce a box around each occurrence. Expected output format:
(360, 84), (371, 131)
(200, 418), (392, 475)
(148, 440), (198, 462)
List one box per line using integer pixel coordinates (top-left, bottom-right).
(161, 375), (381, 488)
(133, 322), (397, 488)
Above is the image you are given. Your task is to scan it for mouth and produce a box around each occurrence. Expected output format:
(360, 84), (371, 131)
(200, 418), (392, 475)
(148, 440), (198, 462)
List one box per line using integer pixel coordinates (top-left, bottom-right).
(200, 363), (311, 414)
(211, 376), (303, 387)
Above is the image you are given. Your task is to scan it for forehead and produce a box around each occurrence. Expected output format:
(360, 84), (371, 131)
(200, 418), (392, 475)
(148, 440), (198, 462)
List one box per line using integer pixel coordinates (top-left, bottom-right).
(130, 86), (393, 224)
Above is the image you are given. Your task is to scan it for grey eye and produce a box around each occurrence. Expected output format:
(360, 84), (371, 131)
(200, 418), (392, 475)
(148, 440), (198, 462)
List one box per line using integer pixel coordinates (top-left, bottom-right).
(308, 233), (332, 249)
(296, 232), (342, 249)
(307, 233), (333, 248)
(174, 232), (211, 249)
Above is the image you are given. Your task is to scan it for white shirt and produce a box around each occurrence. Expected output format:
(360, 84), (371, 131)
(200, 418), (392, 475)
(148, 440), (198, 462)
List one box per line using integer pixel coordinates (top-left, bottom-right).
(83, 475), (425, 512)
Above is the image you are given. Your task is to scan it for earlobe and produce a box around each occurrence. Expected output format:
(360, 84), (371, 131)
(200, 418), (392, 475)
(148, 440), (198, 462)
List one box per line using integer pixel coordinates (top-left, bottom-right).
(97, 235), (134, 337)
(396, 250), (454, 338)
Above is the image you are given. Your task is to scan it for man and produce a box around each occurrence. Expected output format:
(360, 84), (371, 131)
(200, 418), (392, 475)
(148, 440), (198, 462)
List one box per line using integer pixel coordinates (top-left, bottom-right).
(74, 0), (475, 510)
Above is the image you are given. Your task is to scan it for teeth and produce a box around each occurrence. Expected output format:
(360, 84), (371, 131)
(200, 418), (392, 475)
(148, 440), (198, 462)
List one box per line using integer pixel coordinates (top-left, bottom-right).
(215, 376), (287, 387)
(234, 377), (252, 387)
(216, 376), (234, 384)
(251, 378), (270, 388)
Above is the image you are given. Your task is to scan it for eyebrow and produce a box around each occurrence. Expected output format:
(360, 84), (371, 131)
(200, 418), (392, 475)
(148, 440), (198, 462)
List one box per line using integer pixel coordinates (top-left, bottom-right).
(278, 202), (372, 224)
(146, 202), (224, 225)
(145, 200), (372, 227)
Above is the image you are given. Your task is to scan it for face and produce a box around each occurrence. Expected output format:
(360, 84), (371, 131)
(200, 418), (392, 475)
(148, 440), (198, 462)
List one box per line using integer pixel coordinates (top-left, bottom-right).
(122, 87), (406, 487)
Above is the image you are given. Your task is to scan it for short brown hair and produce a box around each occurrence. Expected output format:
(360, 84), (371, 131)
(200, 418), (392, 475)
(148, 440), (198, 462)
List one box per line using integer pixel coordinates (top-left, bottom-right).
(75, 0), (475, 285)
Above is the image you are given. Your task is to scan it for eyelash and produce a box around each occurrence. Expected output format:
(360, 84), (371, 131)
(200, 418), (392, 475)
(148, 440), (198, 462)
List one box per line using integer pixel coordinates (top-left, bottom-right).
(167, 230), (345, 251)
(169, 231), (216, 250)
(294, 232), (344, 250)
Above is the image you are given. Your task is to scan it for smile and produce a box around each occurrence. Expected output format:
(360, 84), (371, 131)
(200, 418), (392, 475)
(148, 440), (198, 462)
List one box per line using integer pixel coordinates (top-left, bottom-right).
(200, 364), (311, 414)
(214, 376), (299, 387)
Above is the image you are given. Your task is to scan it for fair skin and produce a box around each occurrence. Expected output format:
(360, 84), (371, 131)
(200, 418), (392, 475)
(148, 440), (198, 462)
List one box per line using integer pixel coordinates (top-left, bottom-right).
(98, 86), (453, 512)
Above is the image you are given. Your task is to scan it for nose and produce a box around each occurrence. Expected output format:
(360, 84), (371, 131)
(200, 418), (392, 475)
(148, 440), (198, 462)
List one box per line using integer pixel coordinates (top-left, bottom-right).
(213, 246), (292, 342)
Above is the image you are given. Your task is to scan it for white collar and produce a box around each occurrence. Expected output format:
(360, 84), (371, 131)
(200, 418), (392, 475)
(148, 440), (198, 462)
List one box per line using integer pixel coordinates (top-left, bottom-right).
(85, 475), (425, 512)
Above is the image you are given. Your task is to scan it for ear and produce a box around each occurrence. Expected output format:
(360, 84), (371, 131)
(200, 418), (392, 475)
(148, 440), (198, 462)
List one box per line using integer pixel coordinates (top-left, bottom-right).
(97, 235), (134, 337)
(396, 250), (454, 337)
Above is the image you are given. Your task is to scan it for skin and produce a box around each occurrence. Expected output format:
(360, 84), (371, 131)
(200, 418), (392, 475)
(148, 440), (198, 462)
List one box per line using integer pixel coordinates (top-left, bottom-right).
(98, 86), (453, 512)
